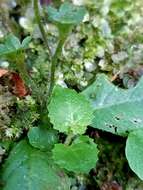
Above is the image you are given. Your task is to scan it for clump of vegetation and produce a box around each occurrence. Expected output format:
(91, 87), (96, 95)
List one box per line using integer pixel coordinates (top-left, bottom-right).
(0, 1), (143, 190)
(0, 85), (15, 140)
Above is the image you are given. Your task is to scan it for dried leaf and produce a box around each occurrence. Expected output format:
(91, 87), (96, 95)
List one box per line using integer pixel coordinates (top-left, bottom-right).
(0, 69), (8, 78)
(11, 73), (27, 97)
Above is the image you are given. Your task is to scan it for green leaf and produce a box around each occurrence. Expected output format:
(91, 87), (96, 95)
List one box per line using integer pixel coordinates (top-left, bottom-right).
(48, 86), (94, 135)
(21, 36), (31, 49)
(82, 74), (143, 136)
(28, 127), (58, 151)
(0, 34), (21, 56)
(52, 136), (99, 173)
(47, 2), (86, 25)
(2, 140), (70, 190)
(125, 129), (143, 180)
(5, 34), (21, 50)
(0, 34), (31, 57)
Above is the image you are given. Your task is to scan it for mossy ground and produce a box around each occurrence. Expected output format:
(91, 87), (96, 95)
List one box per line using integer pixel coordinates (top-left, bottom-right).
(1, 0), (143, 189)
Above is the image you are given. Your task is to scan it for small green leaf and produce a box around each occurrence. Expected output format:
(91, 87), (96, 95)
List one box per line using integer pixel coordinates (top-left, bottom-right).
(47, 2), (86, 25)
(126, 129), (143, 180)
(48, 86), (94, 135)
(2, 140), (70, 190)
(0, 34), (31, 57)
(0, 44), (10, 56)
(0, 34), (21, 56)
(82, 74), (143, 136)
(5, 34), (21, 50)
(21, 36), (31, 49)
(28, 127), (58, 151)
(52, 136), (99, 173)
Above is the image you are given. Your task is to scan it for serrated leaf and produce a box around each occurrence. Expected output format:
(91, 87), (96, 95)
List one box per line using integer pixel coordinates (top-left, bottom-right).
(1, 140), (70, 190)
(125, 129), (143, 180)
(48, 86), (94, 135)
(82, 74), (143, 136)
(28, 127), (58, 151)
(47, 2), (86, 25)
(52, 136), (99, 173)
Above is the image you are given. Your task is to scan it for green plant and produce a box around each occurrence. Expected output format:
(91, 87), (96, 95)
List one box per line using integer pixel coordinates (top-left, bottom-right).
(1, 0), (143, 189)
(0, 1), (99, 190)
(0, 34), (31, 84)
(82, 74), (143, 180)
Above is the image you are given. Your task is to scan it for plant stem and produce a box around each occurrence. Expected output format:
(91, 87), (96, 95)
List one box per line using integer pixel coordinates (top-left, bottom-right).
(47, 35), (66, 102)
(33, 0), (51, 56)
(15, 52), (42, 105)
(15, 52), (30, 85)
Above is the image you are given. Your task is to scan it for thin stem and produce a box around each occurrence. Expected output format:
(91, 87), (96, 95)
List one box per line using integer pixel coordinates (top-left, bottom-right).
(47, 35), (66, 102)
(33, 0), (51, 56)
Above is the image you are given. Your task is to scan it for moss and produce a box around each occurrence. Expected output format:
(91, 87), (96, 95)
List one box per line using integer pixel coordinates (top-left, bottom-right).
(0, 85), (15, 140)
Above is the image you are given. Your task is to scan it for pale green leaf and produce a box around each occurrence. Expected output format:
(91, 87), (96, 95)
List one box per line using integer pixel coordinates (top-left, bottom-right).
(47, 2), (86, 25)
(28, 127), (58, 151)
(21, 36), (31, 49)
(0, 44), (10, 56)
(2, 140), (70, 190)
(126, 129), (143, 180)
(52, 136), (99, 173)
(48, 86), (94, 135)
(0, 34), (21, 56)
(82, 74), (143, 136)
(5, 34), (21, 50)
(0, 34), (31, 57)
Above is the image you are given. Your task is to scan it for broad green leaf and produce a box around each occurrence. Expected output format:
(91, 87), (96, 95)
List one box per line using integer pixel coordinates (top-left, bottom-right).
(1, 140), (70, 190)
(0, 34), (31, 57)
(82, 74), (143, 136)
(48, 86), (94, 135)
(47, 2), (86, 25)
(28, 127), (58, 151)
(126, 129), (143, 180)
(52, 136), (99, 173)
